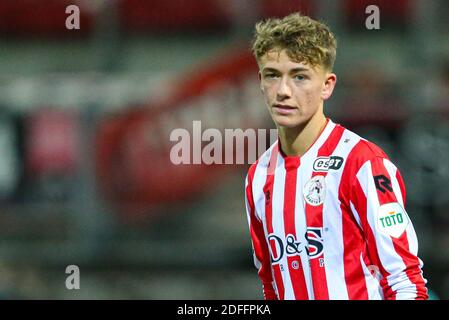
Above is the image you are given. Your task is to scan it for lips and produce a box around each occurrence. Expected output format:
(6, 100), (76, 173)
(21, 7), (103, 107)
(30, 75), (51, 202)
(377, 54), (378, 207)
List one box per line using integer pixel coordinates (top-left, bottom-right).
(273, 104), (295, 109)
(272, 104), (297, 115)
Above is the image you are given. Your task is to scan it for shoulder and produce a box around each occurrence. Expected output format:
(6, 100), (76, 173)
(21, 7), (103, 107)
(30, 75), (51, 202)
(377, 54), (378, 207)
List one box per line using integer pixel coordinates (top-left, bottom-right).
(335, 125), (394, 183)
(342, 127), (390, 167)
(335, 125), (397, 202)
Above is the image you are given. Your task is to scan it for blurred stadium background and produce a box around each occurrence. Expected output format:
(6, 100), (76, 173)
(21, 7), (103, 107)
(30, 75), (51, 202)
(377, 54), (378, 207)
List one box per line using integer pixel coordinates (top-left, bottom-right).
(0, 0), (447, 299)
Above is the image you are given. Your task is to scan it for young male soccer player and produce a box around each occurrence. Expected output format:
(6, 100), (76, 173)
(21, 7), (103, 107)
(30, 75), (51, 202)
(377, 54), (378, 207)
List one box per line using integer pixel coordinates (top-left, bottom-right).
(244, 13), (428, 300)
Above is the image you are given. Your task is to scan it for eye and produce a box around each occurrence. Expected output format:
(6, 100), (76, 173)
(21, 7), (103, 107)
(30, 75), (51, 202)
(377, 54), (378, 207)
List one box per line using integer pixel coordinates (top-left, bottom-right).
(264, 73), (278, 79)
(294, 74), (305, 81)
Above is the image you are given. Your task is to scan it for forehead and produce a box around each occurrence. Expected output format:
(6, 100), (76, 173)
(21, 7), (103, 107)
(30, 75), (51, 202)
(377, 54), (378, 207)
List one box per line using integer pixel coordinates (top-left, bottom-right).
(259, 49), (318, 73)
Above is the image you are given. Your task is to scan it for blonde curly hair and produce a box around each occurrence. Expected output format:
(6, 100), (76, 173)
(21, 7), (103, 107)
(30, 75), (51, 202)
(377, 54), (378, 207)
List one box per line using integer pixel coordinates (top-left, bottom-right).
(252, 13), (337, 71)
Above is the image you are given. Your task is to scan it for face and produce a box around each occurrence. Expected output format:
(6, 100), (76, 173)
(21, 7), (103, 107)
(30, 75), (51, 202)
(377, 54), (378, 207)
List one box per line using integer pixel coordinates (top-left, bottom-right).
(259, 49), (336, 128)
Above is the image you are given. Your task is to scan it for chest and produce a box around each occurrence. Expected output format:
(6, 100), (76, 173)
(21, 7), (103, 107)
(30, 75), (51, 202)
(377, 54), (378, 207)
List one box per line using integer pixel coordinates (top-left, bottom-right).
(253, 162), (351, 241)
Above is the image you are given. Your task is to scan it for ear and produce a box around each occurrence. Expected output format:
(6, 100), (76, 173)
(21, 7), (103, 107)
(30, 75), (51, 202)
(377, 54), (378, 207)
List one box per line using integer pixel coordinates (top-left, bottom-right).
(258, 71), (264, 93)
(321, 72), (337, 100)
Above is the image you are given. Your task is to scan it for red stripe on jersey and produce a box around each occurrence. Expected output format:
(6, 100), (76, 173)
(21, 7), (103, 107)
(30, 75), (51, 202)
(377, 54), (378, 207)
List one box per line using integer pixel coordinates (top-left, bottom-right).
(304, 124), (345, 299)
(263, 144), (284, 299)
(246, 160), (277, 299)
(340, 203), (370, 299)
(283, 157), (309, 299)
(340, 141), (386, 299)
(351, 176), (394, 299)
(370, 158), (428, 300)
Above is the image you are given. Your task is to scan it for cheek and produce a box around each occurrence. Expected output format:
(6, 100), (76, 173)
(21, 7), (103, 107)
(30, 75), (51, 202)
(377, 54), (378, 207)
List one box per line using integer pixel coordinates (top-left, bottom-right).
(308, 84), (324, 103)
(262, 84), (275, 101)
(294, 86), (313, 103)
(295, 86), (320, 108)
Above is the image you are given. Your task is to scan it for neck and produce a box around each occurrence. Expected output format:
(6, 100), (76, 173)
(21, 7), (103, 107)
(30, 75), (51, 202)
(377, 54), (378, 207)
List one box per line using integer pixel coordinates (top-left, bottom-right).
(277, 111), (327, 157)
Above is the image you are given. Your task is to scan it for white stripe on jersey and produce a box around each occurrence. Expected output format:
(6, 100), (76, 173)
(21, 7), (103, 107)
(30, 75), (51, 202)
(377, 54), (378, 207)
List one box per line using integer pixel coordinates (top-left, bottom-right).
(349, 200), (363, 229)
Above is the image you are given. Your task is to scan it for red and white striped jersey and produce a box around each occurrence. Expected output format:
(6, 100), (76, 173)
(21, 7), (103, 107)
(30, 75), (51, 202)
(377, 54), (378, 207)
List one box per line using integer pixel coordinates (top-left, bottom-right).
(245, 118), (428, 300)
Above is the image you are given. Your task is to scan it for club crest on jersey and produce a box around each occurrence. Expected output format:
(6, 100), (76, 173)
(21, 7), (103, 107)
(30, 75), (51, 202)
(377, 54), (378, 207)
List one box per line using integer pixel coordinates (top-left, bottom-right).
(377, 202), (410, 238)
(312, 156), (344, 172)
(303, 176), (326, 206)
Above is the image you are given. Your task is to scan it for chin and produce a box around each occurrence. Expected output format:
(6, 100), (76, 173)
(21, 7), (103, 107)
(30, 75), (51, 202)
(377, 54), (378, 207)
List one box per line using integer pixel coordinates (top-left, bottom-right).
(271, 115), (303, 128)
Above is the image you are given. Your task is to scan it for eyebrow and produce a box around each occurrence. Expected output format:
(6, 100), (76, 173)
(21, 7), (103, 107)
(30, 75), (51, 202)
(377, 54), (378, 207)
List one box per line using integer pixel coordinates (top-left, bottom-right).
(262, 67), (310, 73)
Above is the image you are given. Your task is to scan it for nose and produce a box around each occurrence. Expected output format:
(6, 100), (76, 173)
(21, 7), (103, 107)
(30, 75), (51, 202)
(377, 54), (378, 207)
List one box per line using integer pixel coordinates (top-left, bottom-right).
(276, 77), (291, 100)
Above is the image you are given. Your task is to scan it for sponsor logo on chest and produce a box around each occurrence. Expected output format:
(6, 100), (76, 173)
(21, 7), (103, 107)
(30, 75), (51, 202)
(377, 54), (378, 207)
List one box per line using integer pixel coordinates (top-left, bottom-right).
(267, 227), (324, 265)
(313, 156), (344, 172)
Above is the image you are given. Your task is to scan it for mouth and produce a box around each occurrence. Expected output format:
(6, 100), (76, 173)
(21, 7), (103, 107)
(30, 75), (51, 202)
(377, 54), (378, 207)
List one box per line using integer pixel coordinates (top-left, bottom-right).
(272, 104), (297, 115)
